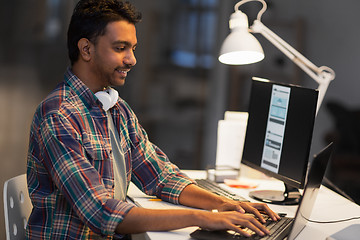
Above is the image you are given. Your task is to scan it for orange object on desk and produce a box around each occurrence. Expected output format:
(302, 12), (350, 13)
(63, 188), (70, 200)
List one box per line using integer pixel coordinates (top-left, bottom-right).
(149, 198), (162, 201)
(224, 179), (258, 189)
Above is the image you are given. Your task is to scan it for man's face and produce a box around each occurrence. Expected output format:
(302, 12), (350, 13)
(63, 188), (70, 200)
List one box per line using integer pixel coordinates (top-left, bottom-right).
(90, 20), (137, 88)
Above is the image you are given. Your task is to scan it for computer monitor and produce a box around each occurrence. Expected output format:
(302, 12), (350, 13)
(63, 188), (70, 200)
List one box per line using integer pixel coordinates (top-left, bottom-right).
(241, 78), (318, 205)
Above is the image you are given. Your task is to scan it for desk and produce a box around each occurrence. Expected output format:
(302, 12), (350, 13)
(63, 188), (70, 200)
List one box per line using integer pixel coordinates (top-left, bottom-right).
(128, 170), (360, 240)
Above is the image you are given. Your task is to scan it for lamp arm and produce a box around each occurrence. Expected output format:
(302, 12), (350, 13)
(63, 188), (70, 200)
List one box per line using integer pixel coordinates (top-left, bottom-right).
(251, 20), (335, 114)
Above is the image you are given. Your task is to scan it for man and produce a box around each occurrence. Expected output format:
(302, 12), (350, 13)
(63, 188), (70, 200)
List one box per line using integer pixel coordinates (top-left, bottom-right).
(26, 0), (279, 239)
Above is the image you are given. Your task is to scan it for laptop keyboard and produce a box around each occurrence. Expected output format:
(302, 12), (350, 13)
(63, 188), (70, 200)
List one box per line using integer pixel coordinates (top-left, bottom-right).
(195, 179), (249, 202)
(235, 214), (293, 239)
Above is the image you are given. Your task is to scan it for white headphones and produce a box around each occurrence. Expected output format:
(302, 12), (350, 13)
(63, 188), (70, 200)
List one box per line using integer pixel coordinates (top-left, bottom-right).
(95, 87), (119, 111)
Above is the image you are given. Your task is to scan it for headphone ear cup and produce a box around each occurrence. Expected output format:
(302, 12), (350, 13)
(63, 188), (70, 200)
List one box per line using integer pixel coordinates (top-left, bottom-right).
(108, 88), (119, 107)
(95, 91), (112, 111)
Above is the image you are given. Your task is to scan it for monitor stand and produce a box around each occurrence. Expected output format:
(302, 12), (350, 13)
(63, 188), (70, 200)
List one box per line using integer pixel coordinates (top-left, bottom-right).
(249, 183), (301, 205)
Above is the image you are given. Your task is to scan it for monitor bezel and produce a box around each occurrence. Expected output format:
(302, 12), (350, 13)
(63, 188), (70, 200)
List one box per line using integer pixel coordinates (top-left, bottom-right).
(241, 79), (318, 190)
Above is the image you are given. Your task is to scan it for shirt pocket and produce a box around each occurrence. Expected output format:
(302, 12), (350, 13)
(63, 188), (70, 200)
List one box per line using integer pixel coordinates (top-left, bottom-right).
(83, 139), (114, 190)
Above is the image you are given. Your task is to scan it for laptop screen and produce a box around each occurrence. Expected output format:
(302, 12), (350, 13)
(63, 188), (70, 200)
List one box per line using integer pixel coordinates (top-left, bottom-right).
(288, 142), (333, 240)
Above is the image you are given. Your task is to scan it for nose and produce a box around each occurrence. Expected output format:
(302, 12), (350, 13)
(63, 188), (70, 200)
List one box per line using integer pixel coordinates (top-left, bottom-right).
(124, 50), (137, 67)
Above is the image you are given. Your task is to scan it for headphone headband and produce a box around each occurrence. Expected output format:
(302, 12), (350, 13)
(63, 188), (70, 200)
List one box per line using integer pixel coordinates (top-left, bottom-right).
(95, 88), (119, 111)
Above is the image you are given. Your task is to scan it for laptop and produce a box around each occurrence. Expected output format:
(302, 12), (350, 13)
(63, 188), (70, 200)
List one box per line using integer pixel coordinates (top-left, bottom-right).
(190, 142), (334, 240)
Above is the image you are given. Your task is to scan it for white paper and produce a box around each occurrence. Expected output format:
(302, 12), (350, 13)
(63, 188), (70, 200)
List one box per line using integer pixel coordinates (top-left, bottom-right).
(215, 112), (248, 169)
(224, 111), (248, 122)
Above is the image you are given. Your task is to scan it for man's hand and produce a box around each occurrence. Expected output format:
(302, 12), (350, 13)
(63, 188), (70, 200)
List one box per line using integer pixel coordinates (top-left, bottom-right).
(178, 183), (281, 236)
(179, 184), (280, 222)
(196, 210), (272, 237)
(216, 199), (281, 223)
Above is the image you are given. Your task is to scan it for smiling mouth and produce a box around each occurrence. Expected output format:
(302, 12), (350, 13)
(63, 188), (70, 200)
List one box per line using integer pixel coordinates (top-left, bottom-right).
(116, 68), (130, 78)
(116, 68), (130, 73)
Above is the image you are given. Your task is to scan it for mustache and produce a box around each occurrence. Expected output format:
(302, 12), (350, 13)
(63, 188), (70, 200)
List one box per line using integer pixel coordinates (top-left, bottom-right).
(116, 63), (133, 71)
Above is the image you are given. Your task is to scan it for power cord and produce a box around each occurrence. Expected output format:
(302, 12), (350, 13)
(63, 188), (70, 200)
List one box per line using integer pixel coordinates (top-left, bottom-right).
(305, 216), (360, 224)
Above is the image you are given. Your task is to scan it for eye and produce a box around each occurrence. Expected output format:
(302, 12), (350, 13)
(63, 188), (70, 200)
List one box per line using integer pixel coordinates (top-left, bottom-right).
(115, 46), (126, 52)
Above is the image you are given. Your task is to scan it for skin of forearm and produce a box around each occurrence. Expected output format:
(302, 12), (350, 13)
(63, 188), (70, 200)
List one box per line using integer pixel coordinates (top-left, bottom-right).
(115, 184), (227, 235)
(115, 207), (207, 234)
(178, 183), (228, 210)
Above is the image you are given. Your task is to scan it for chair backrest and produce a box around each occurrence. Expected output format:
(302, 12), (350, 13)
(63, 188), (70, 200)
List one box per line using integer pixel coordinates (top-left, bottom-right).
(3, 174), (32, 240)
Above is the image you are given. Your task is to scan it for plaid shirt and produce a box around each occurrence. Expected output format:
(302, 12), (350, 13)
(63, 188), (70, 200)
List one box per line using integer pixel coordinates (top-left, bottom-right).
(26, 68), (194, 239)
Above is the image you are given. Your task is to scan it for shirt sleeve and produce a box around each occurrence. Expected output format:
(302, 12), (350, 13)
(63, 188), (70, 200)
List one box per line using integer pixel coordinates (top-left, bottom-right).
(36, 112), (134, 236)
(122, 102), (195, 204)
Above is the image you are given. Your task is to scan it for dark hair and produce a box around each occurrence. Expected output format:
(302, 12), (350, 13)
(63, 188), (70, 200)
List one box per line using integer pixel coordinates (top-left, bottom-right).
(67, 0), (142, 65)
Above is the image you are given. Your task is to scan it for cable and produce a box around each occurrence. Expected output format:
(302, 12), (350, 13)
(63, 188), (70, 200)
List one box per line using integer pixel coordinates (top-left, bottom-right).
(304, 215), (360, 224)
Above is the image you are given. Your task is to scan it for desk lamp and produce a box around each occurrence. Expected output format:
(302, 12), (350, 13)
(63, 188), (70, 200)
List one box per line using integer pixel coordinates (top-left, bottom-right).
(219, 0), (335, 114)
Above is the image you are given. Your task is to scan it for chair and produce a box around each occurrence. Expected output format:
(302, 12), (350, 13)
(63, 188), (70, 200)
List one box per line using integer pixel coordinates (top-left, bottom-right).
(3, 174), (32, 240)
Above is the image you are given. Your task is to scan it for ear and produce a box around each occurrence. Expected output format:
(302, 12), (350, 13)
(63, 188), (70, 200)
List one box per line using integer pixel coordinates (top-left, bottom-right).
(77, 38), (92, 62)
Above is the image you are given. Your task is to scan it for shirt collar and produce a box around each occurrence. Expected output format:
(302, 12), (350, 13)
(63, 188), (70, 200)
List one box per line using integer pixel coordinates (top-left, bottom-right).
(64, 67), (100, 110)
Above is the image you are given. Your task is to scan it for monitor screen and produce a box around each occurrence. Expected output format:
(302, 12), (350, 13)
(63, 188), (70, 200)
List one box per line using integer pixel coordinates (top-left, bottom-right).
(242, 78), (318, 205)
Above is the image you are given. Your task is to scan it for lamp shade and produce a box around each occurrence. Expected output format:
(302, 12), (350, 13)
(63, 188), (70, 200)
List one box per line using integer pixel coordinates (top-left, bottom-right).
(219, 11), (264, 65)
